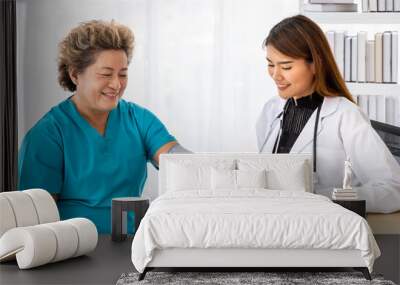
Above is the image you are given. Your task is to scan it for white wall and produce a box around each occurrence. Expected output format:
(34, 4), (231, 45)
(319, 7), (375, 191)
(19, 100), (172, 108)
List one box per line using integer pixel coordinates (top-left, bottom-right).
(17, 0), (300, 199)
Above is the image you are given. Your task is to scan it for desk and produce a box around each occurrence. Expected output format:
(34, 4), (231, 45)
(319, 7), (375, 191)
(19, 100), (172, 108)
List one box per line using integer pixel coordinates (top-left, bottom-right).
(0, 235), (134, 285)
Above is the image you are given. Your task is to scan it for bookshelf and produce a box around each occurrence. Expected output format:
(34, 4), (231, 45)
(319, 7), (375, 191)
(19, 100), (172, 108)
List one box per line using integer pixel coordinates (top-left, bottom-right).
(346, 82), (400, 96)
(302, 12), (400, 24)
(299, 1), (400, 98)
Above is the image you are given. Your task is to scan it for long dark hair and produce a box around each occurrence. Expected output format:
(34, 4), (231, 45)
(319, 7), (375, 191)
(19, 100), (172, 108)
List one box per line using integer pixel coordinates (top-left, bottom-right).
(263, 14), (354, 103)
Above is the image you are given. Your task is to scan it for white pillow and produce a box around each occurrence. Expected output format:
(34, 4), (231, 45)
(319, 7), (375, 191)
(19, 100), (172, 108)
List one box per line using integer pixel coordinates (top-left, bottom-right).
(211, 169), (267, 190)
(238, 158), (310, 192)
(167, 162), (210, 191)
(267, 163), (307, 191)
(236, 169), (267, 189)
(166, 159), (235, 192)
(211, 168), (236, 190)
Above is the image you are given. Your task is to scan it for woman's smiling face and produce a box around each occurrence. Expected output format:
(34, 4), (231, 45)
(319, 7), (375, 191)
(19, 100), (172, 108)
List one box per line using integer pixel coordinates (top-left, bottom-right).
(72, 49), (128, 113)
(266, 44), (315, 100)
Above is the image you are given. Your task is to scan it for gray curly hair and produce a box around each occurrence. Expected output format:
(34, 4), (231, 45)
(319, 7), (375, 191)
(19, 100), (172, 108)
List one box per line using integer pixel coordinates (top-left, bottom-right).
(57, 19), (134, 92)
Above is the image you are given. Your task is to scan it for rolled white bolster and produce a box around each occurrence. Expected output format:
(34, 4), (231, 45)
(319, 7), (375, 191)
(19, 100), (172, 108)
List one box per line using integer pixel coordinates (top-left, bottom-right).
(0, 226), (57, 269)
(66, 218), (98, 257)
(0, 192), (39, 227)
(24, 189), (60, 224)
(0, 196), (17, 237)
(0, 218), (98, 269)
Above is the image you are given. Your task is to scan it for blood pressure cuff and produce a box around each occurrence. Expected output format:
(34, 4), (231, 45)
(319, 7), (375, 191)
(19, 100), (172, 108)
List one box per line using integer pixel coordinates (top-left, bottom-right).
(167, 143), (192, 154)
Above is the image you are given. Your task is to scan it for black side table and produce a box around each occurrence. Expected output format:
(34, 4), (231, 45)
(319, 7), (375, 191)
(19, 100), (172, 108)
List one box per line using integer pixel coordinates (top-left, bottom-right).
(332, 199), (366, 218)
(111, 197), (150, 242)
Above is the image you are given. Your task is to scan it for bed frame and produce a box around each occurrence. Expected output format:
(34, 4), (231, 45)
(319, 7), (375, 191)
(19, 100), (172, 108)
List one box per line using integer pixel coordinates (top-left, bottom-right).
(138, 153), (372, 281)
(138, 248), (370, 280)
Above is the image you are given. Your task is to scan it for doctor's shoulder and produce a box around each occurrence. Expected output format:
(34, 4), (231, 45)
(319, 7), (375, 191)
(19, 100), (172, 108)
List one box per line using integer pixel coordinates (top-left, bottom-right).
(258, 96), (286, 120)
(332, 96), (372, 131)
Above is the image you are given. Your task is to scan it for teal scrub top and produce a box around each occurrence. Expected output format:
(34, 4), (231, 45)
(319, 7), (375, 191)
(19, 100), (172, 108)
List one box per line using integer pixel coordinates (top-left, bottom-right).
(18, 98), (175, 233)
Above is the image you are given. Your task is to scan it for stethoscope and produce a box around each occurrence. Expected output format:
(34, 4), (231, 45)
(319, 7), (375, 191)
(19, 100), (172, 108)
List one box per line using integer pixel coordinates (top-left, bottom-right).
(265, 98), (323, 180)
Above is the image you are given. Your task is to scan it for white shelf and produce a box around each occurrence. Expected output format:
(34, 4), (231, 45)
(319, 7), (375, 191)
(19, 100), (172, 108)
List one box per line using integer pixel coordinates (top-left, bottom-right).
(346, 82), (400, 96)
(302, 12), (400, 24)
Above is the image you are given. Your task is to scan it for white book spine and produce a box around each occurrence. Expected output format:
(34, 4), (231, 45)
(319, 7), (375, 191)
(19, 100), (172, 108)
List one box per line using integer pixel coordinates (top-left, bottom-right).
(357, 31), (367, 82)
(358, 95), (369, 116)
(391, 31), (398, 83)
(383, 31), (392, 83)
(396, 96), (400, 127)
(368, 95), (377, 120)
(366, 40), (375, 82)
(386, 0), (394, 10)
(345, 36), (352, 82)
(362, 0), (369, 11)
(369, 0), (378, 11)
(376, 95), (386, 123)
(395, 0), (400, 11)
(351, 37), (358, 82)
(386, 96), (395, 125)
(378, 0), (386, 10)
(326, 31), (335, 55)
(335, 31), (346, 78)
(375, 33), (383, 83)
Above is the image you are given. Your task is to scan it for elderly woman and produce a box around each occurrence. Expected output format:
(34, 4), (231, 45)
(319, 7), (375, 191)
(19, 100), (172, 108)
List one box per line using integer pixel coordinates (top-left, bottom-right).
(18, 20), (187, 233)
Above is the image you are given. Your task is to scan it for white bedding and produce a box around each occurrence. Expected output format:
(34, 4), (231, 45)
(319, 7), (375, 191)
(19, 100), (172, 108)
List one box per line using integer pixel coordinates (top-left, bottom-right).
(131, 190), (380, 273)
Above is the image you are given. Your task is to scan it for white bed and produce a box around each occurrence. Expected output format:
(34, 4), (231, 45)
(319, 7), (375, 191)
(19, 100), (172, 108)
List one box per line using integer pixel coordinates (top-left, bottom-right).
(131, 153), (380, 280)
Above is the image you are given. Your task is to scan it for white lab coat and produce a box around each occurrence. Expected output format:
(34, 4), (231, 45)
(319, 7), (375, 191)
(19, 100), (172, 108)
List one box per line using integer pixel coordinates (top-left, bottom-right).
(256, 95), (400, 213)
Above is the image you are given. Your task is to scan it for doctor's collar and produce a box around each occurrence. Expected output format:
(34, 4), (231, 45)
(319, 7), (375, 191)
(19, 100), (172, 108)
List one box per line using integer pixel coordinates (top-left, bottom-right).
(290, 92), (323, 109)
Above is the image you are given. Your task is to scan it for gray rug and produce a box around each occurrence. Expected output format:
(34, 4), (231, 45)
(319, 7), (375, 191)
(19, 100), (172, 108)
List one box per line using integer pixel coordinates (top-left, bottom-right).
(116, 271), (396, 285)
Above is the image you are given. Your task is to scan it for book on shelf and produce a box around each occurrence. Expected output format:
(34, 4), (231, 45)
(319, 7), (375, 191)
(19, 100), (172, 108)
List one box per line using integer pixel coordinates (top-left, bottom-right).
(392, 31), (398, 83)
(385, 96), (396, 125)
(326, 31), (335, 54)
(387, 0), (394, 11)
(354, 95), (400, 126)
(304, 3), (358, 11)
(368, 94), (377, 120)
(334, 31), (345, 77)
(366, 40), (375, 82)
(351, 36), (358, 82)
(395, 0), (400, 11)
(363, 0), (400, 11)
(345, 36), (352, 81)
(383, 32), (392, 83)
(375, 33), (383, 83)
(378, 0), (386, 11)
(369, 0), (378, 11)
(327, 30), (398, 83)
(358, 31), (367, 83)
(358, 95), (369, 115)
(362, 0), (369, 11)
(376, 95), (386, 122)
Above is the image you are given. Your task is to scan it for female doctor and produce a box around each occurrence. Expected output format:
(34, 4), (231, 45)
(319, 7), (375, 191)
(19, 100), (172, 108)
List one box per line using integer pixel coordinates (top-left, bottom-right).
(257, 15), (400, 213)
